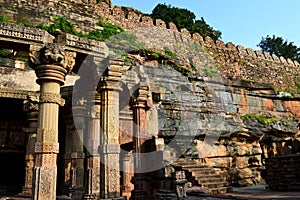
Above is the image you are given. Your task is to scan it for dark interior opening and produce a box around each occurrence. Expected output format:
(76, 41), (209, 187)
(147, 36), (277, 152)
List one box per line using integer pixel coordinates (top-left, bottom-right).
(0, 98), (26, 196)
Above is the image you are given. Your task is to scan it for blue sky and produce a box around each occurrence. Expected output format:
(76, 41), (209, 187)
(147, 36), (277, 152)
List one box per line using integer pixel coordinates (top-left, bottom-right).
(112, 0), (300, 50)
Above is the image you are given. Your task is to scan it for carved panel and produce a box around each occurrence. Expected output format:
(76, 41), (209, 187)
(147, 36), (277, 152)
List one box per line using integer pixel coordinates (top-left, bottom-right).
(105, 144), (120, 154)
(108, 154), (120, 196)
(35, 142), (59, 153)
(40, 92), (65, 106)
(65, 33), (109, 56)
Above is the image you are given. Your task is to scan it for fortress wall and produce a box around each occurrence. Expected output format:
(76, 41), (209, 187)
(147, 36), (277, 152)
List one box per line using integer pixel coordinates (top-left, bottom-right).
(0, 0), (300, 92)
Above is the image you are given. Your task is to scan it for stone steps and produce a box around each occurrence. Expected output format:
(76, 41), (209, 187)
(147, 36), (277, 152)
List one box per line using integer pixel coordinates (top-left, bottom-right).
(194, 177), (225, 184)
(172, 158), (228, 194)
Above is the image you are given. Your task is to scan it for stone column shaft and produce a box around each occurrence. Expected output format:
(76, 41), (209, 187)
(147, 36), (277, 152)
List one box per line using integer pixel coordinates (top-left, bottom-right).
(70, 106), (85, 194)
(83, 92), (101, 200)
(98, 57), (126, 199)
(22, 103), (38, 195)
(32, 82), (61, 200)
(130, 84), (152, 200)
(100, 89), (121, 199)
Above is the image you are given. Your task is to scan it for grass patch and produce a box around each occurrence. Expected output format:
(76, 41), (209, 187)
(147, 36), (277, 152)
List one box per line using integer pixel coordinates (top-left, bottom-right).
(244, 114), (279, 125)
(163, 46), (177, 59)
(17, 18), (35, 28)
(204, 66), (218, 77)
(294, 78), (300, 93)
(282, 118), (297, 123)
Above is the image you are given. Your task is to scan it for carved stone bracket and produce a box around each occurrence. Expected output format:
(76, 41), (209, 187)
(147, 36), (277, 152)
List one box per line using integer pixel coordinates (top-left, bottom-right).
(40, 92), (65, 106)
(23, 95), (39, 121)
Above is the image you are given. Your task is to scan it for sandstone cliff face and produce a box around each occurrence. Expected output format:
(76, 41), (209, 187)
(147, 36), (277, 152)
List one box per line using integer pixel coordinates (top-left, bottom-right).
(0, 0), (299, 187)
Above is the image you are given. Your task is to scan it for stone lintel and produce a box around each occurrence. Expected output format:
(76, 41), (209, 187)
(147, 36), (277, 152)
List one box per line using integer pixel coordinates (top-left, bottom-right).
(57, 33), (109, 57)
(0, 88), (39, 100)
(0, 22), (54, 45)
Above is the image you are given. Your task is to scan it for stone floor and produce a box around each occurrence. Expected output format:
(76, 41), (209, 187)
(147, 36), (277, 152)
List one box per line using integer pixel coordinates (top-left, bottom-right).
(1, 185), (300, 200)
(189, 185), (300, 200)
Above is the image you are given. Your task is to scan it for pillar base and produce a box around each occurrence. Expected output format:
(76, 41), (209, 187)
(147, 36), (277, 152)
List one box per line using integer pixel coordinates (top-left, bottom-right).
(82, 194), (97, 200)
(99, 197), (125, 200)
(18, 188), (32, 197)
(130, 190), (148, 200)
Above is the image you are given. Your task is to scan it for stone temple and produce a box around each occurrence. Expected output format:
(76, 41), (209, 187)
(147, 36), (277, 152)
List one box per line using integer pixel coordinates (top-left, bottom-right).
(0, 0), (299, 199)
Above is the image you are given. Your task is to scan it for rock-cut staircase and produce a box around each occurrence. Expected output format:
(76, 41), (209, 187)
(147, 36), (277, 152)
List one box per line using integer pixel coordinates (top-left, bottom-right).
(172, 158), (228, 194)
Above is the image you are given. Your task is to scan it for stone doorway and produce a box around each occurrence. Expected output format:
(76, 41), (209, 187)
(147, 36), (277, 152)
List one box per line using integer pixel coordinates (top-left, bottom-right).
(0, 98), (26, 196)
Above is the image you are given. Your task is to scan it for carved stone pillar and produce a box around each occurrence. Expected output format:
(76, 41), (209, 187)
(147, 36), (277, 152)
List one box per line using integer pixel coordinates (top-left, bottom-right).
(29, 44), (76, 200)
(98, 57), (125, 199)
(130, 84), (153, 200)
(83, 91), (101, 200)
(70, 105), (86, 197)
(21, 96), (39, 195)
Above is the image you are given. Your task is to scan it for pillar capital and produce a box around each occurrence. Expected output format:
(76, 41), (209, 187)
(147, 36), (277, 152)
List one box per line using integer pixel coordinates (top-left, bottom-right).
(29, 44), (76, 85)
(130, 84), (152, 109)
(98, 55), (130, 91)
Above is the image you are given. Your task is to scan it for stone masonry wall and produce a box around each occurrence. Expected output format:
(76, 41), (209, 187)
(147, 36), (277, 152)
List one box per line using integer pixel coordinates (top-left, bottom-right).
(265, 155), (300, 191)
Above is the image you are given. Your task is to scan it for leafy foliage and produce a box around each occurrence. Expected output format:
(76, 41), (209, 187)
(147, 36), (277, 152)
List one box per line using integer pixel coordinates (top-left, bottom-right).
(193, 17), (222, 41)
(258, 35), (300, 62)
(39, 16), (77, 35)
(97, 18), (124, 40)
(151, 4), (221, 41)
(0, 16), (9, 23)
(38, 16), (124, 42)
(0, 49), (10, 57)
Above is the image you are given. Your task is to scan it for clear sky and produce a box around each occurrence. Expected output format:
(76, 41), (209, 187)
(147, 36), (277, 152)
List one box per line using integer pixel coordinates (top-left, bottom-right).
(112, 0), (300, 50)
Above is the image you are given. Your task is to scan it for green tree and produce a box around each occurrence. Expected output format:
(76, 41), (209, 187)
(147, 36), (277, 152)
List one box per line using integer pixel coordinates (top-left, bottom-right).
(151, 4), (221, 40)
(193, 17), (222, 41)
(258, 35), (300, 62)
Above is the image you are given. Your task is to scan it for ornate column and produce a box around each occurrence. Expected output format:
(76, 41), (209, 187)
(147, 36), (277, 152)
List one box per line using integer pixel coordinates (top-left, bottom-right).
(83, 91), (101, 200)
(130, 83), (153, 200)
(98, 57), (125, 199)
(22, 96), (39, 195)
(70, 104), (86, 197)
(29, 44), (76, 200)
